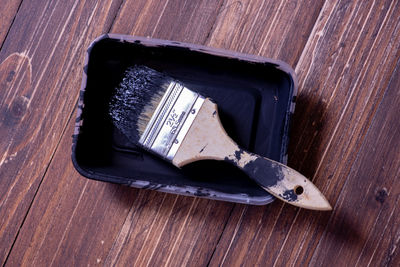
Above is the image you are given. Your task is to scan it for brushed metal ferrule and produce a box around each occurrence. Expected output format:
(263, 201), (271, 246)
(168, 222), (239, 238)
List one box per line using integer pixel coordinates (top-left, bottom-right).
(139, 81), (205, 161)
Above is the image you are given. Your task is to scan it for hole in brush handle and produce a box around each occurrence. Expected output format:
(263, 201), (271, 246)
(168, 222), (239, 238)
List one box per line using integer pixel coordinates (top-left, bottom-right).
(294, 185), (304, 195)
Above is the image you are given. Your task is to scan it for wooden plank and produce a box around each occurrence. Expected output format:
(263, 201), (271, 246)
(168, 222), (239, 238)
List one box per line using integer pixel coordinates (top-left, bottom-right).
(4, 130), (137, 266)
(113, 0), (224, 44)
(5, 0), (231, 266)
(309, 58), (400, 266)
(209, 0), (400, 266)
(4, 0), (327, 266)
(0, 0), (123, 263)
(206, 0), (326, 66)
(0, 0), (22, 48)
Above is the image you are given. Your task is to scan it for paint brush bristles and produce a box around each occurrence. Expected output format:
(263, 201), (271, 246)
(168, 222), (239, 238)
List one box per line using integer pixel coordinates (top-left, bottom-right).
(109, 65), (171, 143)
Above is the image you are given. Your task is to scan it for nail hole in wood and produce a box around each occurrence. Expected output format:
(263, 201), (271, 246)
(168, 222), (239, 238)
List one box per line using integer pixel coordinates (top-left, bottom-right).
(294, 185), (304, 195)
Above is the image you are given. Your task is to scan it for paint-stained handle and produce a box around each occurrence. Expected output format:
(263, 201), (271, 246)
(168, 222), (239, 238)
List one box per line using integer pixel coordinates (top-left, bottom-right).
(173, 99), (331, 210)
(227, 149), (332, 210)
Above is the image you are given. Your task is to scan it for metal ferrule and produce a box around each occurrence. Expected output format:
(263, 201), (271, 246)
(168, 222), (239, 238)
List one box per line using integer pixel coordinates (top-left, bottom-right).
(139, 81), (205, 161)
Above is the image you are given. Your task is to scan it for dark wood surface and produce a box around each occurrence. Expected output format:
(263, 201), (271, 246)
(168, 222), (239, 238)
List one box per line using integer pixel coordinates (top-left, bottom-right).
(0, 0), (399, 266)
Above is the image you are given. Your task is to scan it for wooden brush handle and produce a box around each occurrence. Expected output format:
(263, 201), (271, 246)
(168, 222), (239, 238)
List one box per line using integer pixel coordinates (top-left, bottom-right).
(173, 99), (331, 210)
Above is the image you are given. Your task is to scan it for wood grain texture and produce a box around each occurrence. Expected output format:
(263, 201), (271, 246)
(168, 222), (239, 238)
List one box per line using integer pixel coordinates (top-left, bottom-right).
(2, 0), (399, 266)
(4, 0), (232, 266)
(0, 0), (123, 263)
(206, 0), (326, 65)
(309, 57), (400, 267)
(209, 0), (400, 266)
(0, 0), (22, 48)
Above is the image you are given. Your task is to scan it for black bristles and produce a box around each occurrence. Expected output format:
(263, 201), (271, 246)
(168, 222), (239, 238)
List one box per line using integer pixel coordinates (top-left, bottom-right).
(109, 65), (171, 144)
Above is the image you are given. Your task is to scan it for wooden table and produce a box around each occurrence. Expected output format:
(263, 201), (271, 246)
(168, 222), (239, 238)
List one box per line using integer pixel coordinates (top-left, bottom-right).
(1, 0), (399, 266)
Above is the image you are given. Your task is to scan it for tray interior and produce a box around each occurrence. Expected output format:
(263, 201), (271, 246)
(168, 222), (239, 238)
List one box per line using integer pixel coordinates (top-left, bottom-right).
(73, 37), (294, 201)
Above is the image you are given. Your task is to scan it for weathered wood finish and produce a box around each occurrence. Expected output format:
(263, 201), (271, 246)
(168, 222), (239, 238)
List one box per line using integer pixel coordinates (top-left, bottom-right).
(209, 0), (400, 266)
(0, 0), (124, 263)
(1, 0), (399, 266)
(0, 0), (22, 48)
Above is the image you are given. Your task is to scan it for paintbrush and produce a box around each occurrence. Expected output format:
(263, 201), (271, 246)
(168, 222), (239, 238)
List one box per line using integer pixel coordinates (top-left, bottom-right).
(109, 65), (331, 210)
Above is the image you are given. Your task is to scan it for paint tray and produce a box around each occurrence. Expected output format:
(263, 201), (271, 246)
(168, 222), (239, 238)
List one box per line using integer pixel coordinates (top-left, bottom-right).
(72, 34), (297, 205)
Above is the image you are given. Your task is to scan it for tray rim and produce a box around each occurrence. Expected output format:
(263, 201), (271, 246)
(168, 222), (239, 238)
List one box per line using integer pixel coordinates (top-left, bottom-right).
(71, 34), (298, 205)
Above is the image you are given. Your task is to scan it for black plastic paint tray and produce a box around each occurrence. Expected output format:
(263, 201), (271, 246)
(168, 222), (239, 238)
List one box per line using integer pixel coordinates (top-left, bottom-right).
(72, 34), (297, 205)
